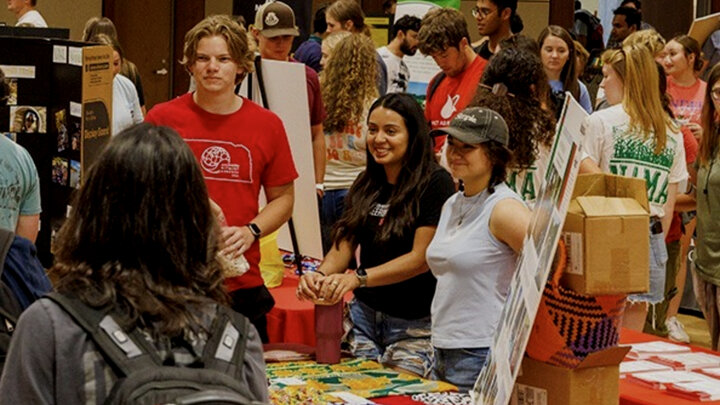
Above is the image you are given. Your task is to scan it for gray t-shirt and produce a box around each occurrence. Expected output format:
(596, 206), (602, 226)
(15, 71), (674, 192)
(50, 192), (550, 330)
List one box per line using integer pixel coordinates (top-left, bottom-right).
(0, 298), (269, 404)
(0, 135), (41, 232)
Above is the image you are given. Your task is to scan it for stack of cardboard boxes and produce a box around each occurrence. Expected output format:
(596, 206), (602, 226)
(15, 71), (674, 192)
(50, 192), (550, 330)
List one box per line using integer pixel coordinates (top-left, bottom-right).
(513, 174), (651, 405)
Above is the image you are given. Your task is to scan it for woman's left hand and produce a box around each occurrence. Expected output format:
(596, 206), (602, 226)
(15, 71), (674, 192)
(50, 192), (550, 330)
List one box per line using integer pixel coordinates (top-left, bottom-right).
(318, 273), (359, 305)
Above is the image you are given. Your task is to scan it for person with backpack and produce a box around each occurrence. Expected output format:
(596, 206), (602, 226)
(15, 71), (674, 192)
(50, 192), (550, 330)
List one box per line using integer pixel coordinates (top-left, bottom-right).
(573, 1), (604, 55)
(0, 124), (269, 404)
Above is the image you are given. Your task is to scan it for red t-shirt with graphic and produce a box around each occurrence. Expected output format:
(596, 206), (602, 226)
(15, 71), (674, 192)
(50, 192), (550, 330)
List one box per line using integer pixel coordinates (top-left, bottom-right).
(425, 55), (486, 153)
(146, 94), (298, 291)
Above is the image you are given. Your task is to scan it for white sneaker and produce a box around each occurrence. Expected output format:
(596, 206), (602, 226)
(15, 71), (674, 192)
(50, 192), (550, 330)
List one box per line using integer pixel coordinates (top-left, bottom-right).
(666, 316), (690, 343)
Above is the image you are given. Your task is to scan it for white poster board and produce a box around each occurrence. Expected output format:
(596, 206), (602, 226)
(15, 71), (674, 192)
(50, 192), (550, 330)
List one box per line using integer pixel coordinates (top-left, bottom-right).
(240, 59), (323, 260)
(471, 96), (588, 405)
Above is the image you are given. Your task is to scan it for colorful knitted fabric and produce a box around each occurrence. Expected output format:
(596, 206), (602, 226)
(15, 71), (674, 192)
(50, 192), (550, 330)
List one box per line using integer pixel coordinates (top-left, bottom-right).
(526, 240), (626, 368)
(267, 358), (457, 403)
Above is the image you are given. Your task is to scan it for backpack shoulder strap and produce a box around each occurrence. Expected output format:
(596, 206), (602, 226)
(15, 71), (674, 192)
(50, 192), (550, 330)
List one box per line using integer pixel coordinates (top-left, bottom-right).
(44, 292), (159, 376)
(0, 229), (14, 273)
(202, 305), (250, 376)
(427, 71), (446, 102)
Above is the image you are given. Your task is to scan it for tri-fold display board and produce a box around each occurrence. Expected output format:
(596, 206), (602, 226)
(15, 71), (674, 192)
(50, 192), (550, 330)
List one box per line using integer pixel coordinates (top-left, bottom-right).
(0, 33), (112, 266)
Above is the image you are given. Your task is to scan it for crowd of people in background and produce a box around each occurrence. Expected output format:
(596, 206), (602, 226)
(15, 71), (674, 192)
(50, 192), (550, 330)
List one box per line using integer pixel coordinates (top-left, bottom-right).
(1, 0), (720, 401)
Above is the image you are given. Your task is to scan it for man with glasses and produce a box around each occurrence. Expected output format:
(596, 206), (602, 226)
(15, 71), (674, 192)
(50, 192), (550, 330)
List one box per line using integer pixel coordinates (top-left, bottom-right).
(472, 0), (519, 61)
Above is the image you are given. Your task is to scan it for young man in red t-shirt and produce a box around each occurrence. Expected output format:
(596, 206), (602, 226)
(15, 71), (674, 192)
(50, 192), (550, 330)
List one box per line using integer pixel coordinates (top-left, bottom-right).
(146, 15), (298, 341)
(418, 8), (487, 155)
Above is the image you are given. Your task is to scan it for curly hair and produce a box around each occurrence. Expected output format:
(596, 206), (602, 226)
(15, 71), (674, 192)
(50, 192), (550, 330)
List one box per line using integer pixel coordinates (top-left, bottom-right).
(470, 47), (556, 169)
(321, 34), (378, 134)
(51, 124), (228, 337)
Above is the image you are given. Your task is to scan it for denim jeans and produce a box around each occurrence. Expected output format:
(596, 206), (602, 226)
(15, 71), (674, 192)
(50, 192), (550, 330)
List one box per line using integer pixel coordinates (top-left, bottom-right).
(345, 298), (434, 377)
(321, 189), (349, 253)
(629, 220), (668, 305)
(432, 347), (489, 393)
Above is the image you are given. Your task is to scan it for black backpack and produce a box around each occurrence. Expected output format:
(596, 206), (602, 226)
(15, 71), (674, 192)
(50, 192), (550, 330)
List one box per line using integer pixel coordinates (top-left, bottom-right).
(574, 10), (605, 53)
(46, 292), (266, 405)
(0, 230), (25, 376)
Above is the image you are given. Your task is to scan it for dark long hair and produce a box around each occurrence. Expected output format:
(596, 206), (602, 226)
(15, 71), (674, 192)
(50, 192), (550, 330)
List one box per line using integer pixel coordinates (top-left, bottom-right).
(700, 64), (720, 166)
(333, 93), (437, 246)
(51, 123), (228, 337)
(538, 25), (580, 101)
(471, 47), (556, 169)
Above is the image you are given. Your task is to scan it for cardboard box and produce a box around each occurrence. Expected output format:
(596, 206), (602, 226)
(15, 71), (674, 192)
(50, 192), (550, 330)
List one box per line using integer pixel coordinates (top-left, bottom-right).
(561, 174), (650, 295)
(512, 346), (631, 405)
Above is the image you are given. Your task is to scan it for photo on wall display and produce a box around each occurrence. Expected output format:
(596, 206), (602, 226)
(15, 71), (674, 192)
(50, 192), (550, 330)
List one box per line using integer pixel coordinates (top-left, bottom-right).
(52, 157), (68, 185)
(7, 79), (17, 105)
(9, 106), (46, 133)
(69, 160), (80, 189)
(70, 122), (81, 151)
(56, 110), (68, 152)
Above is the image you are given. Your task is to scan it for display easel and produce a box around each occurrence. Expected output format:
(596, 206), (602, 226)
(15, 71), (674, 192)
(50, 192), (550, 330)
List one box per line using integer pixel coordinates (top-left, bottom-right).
(240, 56), (323, 269)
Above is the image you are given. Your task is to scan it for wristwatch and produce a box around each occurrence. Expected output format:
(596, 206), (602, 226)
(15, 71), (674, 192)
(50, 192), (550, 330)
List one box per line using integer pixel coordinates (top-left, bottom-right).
(246, 223), (262, 239)
(355, 267), (368, 288)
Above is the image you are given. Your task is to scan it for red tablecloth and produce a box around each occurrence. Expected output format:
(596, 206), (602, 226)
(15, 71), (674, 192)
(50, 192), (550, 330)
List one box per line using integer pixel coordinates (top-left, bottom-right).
(267, 273), (720, 405)
(619, 328), (720, 405)
(267, 268), (352, 346)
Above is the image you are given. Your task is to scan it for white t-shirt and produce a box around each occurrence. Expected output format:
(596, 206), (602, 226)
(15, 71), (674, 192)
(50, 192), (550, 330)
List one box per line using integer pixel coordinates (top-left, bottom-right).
(506, 144), (551, 209)
(112, 74), (143, 136)
(582, 104), (688, 218)
(323, 105), (369, 190)
(377, 46), (409, 93)
(16, 10), (47, 27)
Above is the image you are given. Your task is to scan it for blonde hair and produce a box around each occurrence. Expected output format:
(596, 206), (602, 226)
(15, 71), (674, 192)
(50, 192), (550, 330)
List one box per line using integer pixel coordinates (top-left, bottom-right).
(623, 29), (666, 57)
(181, 15), (254, 84)
(602, 44), (676, 154)
(323, 31), (351, 56)
(321, 34), (378, 134)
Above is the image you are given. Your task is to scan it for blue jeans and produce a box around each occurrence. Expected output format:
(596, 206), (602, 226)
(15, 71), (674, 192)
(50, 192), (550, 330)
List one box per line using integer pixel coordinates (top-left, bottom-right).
(321, 189), (349, 253)
(629, 219), (668, 305)
(345, 298), (434, 377)
(432, 347), (489, 393)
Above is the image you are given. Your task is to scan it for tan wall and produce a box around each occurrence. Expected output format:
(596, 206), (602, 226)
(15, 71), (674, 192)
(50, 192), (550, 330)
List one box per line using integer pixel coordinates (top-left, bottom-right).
(0, 0), (102, 40)
(205, 0), (233, 18)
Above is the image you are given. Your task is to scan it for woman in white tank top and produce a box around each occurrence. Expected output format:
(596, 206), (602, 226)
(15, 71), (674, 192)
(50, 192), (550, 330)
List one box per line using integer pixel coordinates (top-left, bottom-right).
(426, 107), (531, 392)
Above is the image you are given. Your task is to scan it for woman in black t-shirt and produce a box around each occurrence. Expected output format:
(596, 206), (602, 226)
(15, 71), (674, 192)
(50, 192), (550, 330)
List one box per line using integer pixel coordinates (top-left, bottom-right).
(297, 93), (455, 377)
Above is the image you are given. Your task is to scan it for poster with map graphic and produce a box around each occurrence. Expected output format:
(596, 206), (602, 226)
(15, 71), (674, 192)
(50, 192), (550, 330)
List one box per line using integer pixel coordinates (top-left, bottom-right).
(471, 96), (587, 405)
(395, 0), (460, 102)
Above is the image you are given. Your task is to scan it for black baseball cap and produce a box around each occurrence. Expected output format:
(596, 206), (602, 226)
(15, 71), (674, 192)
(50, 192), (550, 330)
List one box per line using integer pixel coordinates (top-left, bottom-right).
(429, 107), (510, 146)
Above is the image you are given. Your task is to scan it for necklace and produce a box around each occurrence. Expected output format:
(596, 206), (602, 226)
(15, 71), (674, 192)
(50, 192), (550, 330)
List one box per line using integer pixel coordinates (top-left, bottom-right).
(456, 190), (486, 227)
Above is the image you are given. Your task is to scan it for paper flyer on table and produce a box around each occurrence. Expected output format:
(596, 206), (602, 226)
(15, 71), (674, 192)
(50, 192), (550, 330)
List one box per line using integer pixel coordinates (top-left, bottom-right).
(395, 0), (460, 101)
(471, 95), (588, 405)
